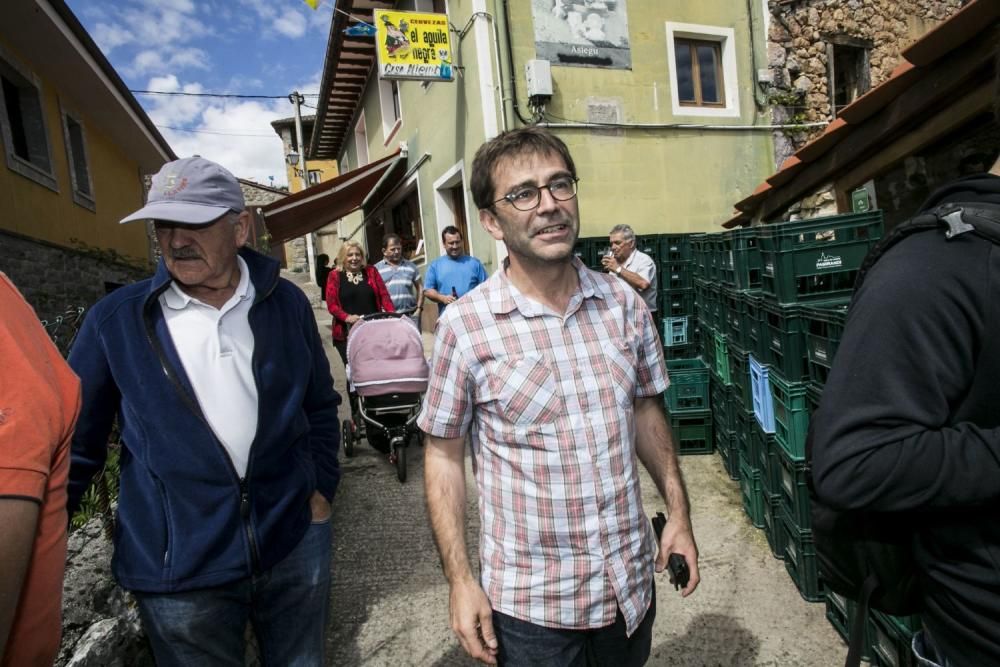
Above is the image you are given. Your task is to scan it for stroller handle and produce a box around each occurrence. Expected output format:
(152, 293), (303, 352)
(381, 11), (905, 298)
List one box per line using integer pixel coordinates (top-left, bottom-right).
(361, 309), (416, 321)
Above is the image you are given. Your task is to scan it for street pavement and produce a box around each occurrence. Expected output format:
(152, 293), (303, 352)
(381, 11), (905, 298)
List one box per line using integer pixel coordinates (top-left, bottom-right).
(293, 271), (848, 666)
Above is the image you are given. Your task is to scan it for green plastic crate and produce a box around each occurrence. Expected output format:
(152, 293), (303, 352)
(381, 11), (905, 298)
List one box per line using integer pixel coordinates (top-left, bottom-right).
(763, 495), (786, 561)
(713, 331), (731, 385)
(658, 234), (692, 262)
(868, 610), (919, 667)
(739, 454), (766, 529)
(734, 408), (753, 466)
(825, 592), (873, 661)
(573, 239), (596, 269)
(774, 443), (811, 529)
(769, 371), (811, 459)
(728, 342), (751, 409)
(663, 344), (699, 360)
(712, 231), (736, 286)
(758, 211), (883, 304)
(801, 302), (850, 385)
(732, 227), (764, 292)
(670, 410), (714, 455)
(690, 233), (710, 279)
(715, 427), (738, 480)
(742, 292), (766, 359)
(761, 301), (811, 381)
(710, 380), (734, 433)
(661, 288), (695, 318)
(661, 260), (694, 290)
(664, 358), (710, 412)
(721, 288), (745, 348)
(662, 316), (690, 347)
(636, 234), (659, 262)
(755, 425), (780, 497)
(779, 508), (825, 602)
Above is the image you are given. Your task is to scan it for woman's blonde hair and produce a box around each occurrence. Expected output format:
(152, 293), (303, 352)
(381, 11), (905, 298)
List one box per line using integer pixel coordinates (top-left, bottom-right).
(337, 241), (367, 269)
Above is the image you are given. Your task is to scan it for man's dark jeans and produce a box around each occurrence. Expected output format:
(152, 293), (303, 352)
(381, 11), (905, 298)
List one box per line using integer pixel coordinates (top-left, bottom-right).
(492, 592), (655, 667)
(134, 519), (332, 666)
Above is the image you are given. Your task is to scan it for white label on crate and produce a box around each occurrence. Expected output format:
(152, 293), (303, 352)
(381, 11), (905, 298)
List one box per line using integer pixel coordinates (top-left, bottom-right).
(815, 346), (828, 362)
(816, 252), (843, 270)
(765, 262), (774, 276)
(787, 540), (797, 564)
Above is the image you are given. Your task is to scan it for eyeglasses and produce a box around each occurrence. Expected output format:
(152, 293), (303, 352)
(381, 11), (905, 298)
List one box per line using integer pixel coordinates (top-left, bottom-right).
(492, 177), (579, 212)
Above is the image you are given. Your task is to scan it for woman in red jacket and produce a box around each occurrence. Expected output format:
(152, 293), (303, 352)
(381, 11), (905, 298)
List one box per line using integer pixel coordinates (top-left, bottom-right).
(326, 240), (394, 368)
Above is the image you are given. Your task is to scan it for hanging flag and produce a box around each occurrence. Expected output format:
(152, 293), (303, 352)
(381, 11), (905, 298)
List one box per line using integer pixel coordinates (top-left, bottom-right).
(344, 22), (377, 37)
(303, 0), (319, 9)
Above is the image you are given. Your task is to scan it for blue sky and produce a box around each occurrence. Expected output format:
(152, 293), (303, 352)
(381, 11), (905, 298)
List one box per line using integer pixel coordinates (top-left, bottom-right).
(66, 0), (337, 187)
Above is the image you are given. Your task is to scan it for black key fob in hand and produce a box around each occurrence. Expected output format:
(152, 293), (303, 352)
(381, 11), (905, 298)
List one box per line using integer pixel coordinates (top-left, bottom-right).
(668, 553), (690, 591)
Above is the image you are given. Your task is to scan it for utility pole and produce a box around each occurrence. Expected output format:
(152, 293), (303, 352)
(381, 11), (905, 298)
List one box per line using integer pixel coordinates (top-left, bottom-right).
(290, 90), (317, 285)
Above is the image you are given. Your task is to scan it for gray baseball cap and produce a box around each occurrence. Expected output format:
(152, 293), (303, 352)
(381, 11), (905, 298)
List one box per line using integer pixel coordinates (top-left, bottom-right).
(120, 157), (245, 225)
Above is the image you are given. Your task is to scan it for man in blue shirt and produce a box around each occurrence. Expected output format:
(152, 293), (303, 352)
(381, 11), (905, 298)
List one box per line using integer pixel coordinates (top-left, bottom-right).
(424, 226), (488, 316)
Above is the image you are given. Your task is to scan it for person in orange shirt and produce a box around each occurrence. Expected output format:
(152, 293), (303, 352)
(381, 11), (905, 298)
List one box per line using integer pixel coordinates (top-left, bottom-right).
(0, 273), (81, 666)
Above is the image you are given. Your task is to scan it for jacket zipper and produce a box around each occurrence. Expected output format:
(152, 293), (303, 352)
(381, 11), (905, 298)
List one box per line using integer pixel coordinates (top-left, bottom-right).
(142, 268), (278, 576)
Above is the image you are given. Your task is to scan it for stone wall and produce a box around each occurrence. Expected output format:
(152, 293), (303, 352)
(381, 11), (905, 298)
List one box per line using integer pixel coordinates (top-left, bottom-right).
(0, 230), (151, 323)
(766, 0), (967, 166)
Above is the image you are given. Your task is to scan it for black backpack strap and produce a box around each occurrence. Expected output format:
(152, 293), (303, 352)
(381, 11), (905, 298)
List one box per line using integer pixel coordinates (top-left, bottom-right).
(845, 575), (880, 667)
(854, 202), (1000, 293)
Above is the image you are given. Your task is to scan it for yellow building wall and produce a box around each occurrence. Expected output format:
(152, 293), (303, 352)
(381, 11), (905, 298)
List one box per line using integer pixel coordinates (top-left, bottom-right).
(0, 41), (153, 263)
(505, 0), (775, 235)
(285, 159), (339, 194)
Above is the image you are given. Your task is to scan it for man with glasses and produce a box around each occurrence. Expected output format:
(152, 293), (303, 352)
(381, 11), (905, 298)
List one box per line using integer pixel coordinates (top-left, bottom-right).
(66, 157), (340, 665)
(602, 224), (657, 314)
(423, 226), (488, 317)
(420, 127), (700, 666)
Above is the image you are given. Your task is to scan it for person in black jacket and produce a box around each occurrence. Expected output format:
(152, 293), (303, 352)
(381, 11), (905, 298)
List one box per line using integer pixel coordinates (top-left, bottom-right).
(316, 253), (333, 302)
(811, 115), (1000, 664)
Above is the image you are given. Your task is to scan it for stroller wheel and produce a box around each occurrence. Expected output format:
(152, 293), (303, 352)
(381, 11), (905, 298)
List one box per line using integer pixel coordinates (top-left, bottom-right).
(342, 419), (355, 458)
(395, 441), (407, 483)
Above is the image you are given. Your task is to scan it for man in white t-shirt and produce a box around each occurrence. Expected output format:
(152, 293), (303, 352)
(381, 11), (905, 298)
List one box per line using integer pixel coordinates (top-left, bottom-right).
(602, 223), (658, 314)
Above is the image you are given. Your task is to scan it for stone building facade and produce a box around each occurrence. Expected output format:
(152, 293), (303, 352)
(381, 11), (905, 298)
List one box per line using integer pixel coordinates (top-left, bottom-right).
(0, 229), (151, 324)
(766, 0), (969, 167)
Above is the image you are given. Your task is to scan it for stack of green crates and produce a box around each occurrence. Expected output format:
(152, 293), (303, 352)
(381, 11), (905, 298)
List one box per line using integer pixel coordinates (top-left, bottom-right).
(664, 358), (713, 455)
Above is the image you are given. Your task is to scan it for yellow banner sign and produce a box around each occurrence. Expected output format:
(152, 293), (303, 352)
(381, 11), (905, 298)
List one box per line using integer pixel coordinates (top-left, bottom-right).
(373, 10), (453, 82)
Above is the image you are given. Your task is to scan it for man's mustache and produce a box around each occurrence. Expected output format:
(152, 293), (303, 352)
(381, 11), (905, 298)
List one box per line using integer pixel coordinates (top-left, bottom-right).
(170, 248), (202, 260)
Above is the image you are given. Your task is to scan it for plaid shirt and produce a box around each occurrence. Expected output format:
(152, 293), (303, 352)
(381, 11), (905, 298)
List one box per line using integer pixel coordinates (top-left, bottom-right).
(417, 258), (669, 635)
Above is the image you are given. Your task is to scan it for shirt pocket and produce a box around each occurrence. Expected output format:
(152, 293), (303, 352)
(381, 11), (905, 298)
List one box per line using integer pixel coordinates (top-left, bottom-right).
(596, 337), (639, 409)
(486, 354), (562, 426)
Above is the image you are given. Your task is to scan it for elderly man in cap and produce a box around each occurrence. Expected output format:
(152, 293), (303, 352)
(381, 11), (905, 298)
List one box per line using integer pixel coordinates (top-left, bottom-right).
(67, 157), (341, 666)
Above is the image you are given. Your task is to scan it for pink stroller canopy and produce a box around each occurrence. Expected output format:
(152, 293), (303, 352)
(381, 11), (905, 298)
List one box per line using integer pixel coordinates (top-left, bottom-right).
(346, 316), (429, 396)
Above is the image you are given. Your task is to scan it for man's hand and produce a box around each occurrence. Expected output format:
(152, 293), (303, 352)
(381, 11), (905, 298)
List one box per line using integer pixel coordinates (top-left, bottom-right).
(309, 491), (331, 522)
(449, 577), (498, 665)
(442, 295), (458, 305)
(655, 516), (700, 597)
(601, 255), (621, 273)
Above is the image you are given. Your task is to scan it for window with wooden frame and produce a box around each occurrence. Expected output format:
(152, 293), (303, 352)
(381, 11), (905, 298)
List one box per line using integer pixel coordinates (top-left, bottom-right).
(827, 39), (871, 117)
(674, 38), (724, 108)
(0, 46), (56, 190)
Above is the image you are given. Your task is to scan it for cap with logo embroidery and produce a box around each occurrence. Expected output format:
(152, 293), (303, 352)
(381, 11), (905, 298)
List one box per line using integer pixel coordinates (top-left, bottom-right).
(120, 156), (245, 225)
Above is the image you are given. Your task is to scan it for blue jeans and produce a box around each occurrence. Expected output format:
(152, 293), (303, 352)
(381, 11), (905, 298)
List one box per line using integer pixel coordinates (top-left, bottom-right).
(492, 593), (655, 667)
(134, 519), (332, 667)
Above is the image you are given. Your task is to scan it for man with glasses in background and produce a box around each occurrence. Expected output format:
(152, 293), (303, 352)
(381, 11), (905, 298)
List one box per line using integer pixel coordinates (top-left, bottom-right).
(602, 224), (658, 315)
(420, 126), (700, 666)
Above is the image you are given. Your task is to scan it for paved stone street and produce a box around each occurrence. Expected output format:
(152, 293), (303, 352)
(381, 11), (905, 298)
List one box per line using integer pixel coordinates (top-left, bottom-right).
(293, 273), (849, 666)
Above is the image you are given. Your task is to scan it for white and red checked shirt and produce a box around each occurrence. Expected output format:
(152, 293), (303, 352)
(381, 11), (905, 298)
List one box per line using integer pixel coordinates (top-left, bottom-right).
(417, 258), (669, 635)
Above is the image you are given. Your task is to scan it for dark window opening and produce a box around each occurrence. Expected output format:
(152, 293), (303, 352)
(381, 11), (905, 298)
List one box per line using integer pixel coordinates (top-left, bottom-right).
(831, 44), (869, 116)
(675, 38), (724, 108)
(1, 69), (50, 171)
(65, 115), (91, 197)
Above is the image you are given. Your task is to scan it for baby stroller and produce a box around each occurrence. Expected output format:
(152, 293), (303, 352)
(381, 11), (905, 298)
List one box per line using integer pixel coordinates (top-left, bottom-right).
(342, 311), (429, 482)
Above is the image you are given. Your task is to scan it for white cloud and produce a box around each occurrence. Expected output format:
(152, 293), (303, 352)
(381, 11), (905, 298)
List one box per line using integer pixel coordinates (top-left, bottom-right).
(93, 22), (133, 54)
(169, 48), (210, 70)
(273, 10), (308, 38)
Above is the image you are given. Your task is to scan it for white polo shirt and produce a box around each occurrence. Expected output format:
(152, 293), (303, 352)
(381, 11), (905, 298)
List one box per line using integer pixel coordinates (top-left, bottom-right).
(159, 256), (258, 477)
(622, 248), (658, 313)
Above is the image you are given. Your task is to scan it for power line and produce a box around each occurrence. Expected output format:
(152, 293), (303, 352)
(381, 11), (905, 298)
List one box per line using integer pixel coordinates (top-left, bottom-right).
(158, 125), (278, 138)
(132, 90), (320, 99)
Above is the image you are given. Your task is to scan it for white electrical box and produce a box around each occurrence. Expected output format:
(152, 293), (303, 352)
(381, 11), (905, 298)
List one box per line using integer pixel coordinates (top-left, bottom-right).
(525, 59), (553, 98)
